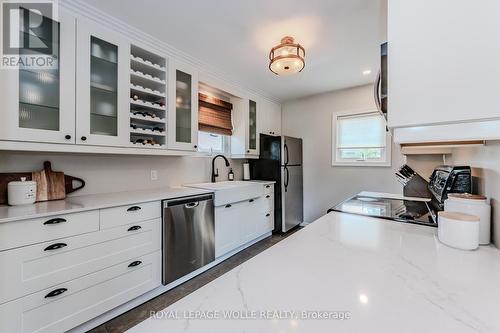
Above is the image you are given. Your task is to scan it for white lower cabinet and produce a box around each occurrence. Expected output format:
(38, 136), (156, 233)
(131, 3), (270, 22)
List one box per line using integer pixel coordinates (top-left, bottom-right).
(0, 218), (160, 304)
(0, 251), (161, 333)
(215, 184), (274, 258)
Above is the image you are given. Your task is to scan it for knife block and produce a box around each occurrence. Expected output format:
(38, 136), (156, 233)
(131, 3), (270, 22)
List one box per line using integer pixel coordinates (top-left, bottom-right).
(403, 173), (432, 199)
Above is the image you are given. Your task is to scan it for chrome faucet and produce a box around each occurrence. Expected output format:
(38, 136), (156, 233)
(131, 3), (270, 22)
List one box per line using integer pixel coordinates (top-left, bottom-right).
(211, 155), (230, 183)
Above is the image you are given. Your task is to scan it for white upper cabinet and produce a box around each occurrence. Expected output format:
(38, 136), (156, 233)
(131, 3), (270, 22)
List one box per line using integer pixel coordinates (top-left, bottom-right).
(76, 19), (130, 146)
(167, 60), (199, 151)
(259, 99), (282, 136)
(0, 8), (76, 144)
(388, 0), (500, 128)
(231, 97), (260, 158)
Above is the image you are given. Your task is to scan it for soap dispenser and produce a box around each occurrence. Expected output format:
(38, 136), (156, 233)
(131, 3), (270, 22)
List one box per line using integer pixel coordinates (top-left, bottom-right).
(228, 168), (234, 181)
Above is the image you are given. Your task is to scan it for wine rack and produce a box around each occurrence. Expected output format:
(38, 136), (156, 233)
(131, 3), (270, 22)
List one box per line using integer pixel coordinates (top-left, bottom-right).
(129, 45), (167, 148)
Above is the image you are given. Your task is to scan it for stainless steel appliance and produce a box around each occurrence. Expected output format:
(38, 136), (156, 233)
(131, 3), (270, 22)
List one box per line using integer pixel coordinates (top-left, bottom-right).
(162, 194), (215, 285)
(249, 135), (303, 233)
(428, 165), (472, 209)
(328, 195), (438, 227)
(375, 42), (388, 120)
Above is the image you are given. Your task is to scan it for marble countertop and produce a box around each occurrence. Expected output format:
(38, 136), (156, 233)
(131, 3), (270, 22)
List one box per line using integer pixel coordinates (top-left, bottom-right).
(358, 191), (431, 202)
(0, 187), (212, 224)
(129, 212), (500, 333)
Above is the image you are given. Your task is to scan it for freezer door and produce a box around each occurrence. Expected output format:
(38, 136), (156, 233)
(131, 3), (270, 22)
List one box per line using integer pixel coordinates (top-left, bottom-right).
(281, 165), (303, 232)
(282, 136), (303, 166)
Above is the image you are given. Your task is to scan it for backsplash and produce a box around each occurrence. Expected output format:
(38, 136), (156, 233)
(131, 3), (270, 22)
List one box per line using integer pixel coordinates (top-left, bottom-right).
(0, 152), (243, 197)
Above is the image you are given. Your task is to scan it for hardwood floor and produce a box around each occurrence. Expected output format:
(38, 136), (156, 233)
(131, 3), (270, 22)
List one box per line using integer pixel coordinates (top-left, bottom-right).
(88, 228), (301, 333)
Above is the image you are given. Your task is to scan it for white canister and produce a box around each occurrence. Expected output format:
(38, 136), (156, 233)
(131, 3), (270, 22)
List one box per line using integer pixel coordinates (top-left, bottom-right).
(243, 162), (250, 181)
(7, 177), (37, 206)
(444, 193), (491, 245)
(438, 211), (480, 250)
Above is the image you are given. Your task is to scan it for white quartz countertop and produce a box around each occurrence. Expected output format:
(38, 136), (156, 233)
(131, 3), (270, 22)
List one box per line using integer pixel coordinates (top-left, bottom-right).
(0, 187), (212, 224)
(129, 212), (500, 333)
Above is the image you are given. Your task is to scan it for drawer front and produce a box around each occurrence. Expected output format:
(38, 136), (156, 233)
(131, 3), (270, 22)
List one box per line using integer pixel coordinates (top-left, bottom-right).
(0, 251), (161, 333)
(100, 201), (160, 229)
(263, 183), (274, 195)
(264, 211), (274, 233)
(0, 218), (160, 304)
(215, 202), (245, 257)
(0, 210), (99, 251)
(263, 193), (274, 213)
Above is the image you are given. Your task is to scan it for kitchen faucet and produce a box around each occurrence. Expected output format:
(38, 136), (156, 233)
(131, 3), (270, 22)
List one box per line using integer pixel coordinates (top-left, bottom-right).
(211, 155), (230, 182)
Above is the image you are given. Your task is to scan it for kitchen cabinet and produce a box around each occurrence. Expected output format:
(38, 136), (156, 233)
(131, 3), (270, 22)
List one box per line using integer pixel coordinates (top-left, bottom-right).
(0, 8), (76, 144)
(259, 99), (282, 136)
(168, 60), (199, 151)
(215, 201), (244, 257)
(76, 19), (130, 146)
(231, 97), (260, 158)
(388, 0), (500, 128)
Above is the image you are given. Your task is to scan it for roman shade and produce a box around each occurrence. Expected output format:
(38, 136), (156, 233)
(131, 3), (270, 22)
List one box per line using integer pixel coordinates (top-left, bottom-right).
(336, 112), (386, 149)
(198, 93), (233, 136)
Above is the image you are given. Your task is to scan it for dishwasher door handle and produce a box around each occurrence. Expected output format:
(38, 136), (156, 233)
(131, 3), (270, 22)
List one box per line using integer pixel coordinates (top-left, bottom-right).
(185, 202), (199, 209)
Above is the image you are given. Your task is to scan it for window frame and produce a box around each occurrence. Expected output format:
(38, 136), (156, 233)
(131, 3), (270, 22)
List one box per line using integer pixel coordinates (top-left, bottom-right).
(332, 109), (392, 167)
(197, 130), (229, 155)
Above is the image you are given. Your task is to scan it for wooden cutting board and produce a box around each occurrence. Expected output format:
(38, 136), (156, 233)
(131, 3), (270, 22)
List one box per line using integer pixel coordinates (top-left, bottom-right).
(0, 162), (85, 204)
(32, 161), (66, 201)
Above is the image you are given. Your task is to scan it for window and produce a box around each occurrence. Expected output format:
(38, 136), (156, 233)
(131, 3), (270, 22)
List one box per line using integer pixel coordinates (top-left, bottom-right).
(198, 131), (226, 154)
(332, 111), (391, 166)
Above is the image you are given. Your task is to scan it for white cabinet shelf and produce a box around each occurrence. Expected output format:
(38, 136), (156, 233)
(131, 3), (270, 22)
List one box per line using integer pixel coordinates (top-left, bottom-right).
(129, 113), (165, 124)
(130, 99), (166, 111)
(130, 128), (166, 137)
(130, 84), (165, 98)
(130, 70), (166, 85)
(130, 55), (166, 72)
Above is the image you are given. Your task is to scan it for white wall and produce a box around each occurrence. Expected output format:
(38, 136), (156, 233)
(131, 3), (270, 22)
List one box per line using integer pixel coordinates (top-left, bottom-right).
(282, 84), (403, 223)
(0, 152), (242, 197)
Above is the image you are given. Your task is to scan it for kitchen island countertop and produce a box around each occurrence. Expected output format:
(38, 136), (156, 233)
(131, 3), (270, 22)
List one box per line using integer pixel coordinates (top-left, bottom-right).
(129, 211), (500, 333)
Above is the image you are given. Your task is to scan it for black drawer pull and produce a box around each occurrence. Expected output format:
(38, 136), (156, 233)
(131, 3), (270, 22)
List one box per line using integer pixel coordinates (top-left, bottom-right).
(127, 206), (142, 212)
(128, 260), (142, 268)
(249, 199), (254, 203)
(265, 185), (271, 188)
(44, 218), (67, 225)
(266, 195), (270, 198)
(45, 288), (67, 298)
(266, 213), (271, 217)
(225, 204), (232, 208)
(44, 243), (67, 251)
(127, 225), (142, 231)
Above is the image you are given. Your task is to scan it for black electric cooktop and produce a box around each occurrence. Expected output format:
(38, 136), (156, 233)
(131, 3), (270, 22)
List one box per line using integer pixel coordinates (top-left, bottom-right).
(328, 195), (438, 227)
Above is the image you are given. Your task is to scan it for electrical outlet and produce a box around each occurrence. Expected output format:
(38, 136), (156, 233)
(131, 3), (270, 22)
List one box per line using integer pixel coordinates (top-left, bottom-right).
(150, 170), (158, 181)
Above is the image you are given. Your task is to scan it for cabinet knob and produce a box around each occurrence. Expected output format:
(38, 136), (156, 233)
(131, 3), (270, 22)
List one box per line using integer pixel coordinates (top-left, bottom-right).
(81, 136), (87, 141)
(247, 150), (250, 153)
(65, 135), (71, 140)
(194, 145), (198, 149)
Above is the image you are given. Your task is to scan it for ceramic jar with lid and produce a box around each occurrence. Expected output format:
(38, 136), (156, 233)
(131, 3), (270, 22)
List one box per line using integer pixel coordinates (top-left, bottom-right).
(7, 177), (37, 206)
(438, 211), (480, 250)
(444, 193), (491, 245)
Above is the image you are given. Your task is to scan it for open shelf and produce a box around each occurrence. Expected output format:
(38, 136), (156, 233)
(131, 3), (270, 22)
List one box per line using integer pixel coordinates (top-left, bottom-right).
(130, 84), (165, 98)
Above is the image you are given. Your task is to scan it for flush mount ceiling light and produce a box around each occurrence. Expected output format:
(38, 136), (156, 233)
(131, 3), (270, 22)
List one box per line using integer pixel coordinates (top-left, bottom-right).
(269, 36), (305, 75)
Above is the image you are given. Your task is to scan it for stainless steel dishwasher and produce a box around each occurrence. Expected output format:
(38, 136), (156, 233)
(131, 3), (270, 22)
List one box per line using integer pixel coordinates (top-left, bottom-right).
(162, 194), (215, 285)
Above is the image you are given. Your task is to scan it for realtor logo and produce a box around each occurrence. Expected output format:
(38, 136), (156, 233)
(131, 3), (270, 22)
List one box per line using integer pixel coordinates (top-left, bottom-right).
(1, 0), (58, 69)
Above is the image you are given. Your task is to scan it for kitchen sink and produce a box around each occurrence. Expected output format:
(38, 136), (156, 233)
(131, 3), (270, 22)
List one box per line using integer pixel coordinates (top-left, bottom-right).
(185, 181), (264, 206)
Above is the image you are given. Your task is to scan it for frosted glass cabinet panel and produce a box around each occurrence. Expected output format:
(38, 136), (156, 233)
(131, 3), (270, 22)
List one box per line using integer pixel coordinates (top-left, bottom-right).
(168, 60), (198, 151)
(0, 8), (76, 143)
(76, 19), (129, 146)
(249, 100), (257, 151)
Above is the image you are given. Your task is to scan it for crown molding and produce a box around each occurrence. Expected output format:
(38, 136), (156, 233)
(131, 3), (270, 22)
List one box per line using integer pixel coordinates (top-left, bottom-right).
(60, 0), (282, 105)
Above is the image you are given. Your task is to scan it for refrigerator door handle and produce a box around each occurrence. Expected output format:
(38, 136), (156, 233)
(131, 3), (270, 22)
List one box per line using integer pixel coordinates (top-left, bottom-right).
(284, 143), (289, 165)
(284, 166), (289, 192)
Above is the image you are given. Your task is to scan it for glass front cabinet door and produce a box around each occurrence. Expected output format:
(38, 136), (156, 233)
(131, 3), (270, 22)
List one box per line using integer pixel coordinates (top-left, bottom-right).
(168, 60), (198, 151)
(76, 19), (129, 146)
(0, 8), (76, 144)
(247, 98), (259, 155)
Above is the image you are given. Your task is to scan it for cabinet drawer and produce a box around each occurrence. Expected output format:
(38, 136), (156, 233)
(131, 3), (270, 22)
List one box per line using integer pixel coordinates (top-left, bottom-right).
(100, 201), (160, 229)
(0, 218), (160, 304)
(0, 251), (161, 333)
(0, 210), (99, 251)
(263, 193), (274, 212)
(264, 211), (274, 232)
(263, 183), (274, 195)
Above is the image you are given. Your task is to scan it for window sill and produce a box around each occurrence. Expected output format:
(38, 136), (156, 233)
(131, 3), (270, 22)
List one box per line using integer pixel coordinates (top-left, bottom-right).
(332, 161), (392, 167)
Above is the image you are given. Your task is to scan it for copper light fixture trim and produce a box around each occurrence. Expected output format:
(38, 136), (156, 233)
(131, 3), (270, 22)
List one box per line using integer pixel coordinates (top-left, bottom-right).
(269, 36), (306, 75)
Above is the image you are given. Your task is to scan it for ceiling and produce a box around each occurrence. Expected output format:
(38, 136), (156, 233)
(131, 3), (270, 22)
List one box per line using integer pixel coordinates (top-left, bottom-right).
(81, 0), (387, 102)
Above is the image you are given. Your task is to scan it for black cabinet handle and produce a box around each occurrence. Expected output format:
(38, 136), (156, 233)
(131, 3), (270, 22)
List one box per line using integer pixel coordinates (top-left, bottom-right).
(225, 204), (232, 208)
(127, 225), (142, 232)
(265, 185), (271, 188)
(249, 199), (254, 203)
(45, 288), (67, 298)
(65, 134), (71, 140)
(266, 213), (271, 217)
(44, 243), (67, 251)
(266, 195), (270, 198)
(44, 218), (67, 225)
(127, 206), (141, 212)
(128, 260), (142, 268)
(81, 136), (87, 141)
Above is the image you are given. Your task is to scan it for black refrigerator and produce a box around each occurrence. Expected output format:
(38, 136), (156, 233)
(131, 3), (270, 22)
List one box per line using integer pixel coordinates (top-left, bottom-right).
(250, 134), (303, 233)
